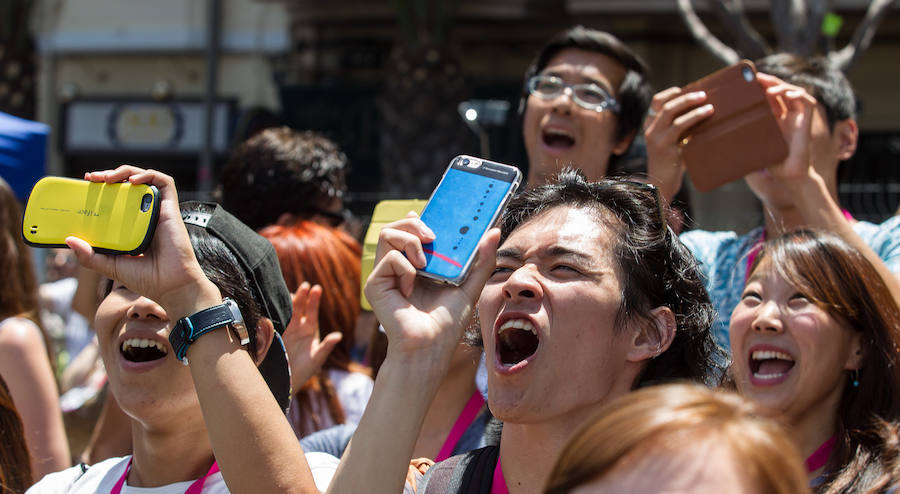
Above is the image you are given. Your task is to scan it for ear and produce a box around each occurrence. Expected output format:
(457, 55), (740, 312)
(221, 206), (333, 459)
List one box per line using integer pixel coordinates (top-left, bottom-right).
(611, 128), (637, 156)
(253, 317), (275, 365)
(843, 331), (864, 371)
(626, 306), (677, 363)
(833, 118), (858, 161)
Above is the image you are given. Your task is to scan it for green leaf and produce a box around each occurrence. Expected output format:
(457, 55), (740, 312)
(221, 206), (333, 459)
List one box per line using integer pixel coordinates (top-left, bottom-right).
(822, 12), (843, 38)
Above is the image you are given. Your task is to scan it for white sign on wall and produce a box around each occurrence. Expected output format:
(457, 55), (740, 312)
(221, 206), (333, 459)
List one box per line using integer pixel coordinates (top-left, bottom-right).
(63, 99), (234, 155)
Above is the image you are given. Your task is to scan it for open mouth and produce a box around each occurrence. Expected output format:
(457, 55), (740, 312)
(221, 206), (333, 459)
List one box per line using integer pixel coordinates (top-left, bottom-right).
(121, 338), (168, 363)
(749, 349), (795, 381)
(541, 128), (575, 150)
(497, 319), (539, 366)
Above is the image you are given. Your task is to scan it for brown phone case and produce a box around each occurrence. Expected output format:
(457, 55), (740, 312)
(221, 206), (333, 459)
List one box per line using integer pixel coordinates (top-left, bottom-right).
(680, 60), (789, 192)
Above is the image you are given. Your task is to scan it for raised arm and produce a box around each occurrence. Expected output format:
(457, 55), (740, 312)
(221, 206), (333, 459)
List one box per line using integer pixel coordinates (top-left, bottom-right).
(756, 73), (900, 307)
(327, 214), (499, 494)
(67, 166), (318, 494)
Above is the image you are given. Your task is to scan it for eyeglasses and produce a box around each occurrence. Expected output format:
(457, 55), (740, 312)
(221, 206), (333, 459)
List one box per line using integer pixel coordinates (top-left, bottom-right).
(527, 75), (621, 114)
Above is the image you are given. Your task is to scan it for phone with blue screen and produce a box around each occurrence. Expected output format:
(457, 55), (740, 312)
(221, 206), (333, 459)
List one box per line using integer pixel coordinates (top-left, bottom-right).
(418, 155), (522, 285)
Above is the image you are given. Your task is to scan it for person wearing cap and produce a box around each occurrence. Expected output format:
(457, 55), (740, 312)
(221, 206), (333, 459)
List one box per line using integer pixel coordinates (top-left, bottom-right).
(27, 166), (324, 493)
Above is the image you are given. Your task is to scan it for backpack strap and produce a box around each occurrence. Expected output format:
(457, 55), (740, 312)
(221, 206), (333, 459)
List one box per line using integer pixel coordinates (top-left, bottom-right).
(422, 446), (500, 494)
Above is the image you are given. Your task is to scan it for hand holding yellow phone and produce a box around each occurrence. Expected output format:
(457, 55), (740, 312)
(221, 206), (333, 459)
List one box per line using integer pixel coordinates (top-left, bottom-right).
(23, 177), (160, 255)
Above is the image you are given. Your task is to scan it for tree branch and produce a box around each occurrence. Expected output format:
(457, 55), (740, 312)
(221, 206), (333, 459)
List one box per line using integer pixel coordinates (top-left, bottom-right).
(708, 0), (771, 59)
(804, 0), (832, 56)
(677, 0), (741, 65)
(830, 0), (895, 71)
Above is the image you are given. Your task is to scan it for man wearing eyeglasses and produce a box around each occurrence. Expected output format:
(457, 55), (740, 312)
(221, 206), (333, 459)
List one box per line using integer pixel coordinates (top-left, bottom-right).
(520, 26), (652, 187)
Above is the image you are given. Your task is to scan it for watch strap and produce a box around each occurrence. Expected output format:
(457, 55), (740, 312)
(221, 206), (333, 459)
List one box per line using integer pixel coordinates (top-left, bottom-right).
(170, 303), (235, 364)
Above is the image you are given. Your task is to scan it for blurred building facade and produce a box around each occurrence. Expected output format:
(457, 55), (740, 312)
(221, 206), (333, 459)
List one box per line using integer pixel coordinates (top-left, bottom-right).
(31, 0), (900, 231)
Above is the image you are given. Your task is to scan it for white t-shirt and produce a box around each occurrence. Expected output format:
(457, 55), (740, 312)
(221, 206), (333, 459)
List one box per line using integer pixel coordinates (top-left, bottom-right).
(28, 453), (339, 493)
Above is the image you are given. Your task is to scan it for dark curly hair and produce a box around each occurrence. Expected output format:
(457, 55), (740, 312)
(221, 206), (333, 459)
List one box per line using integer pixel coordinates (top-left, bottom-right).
(499, 169), (724, 386)
(218, 127), (347, 231)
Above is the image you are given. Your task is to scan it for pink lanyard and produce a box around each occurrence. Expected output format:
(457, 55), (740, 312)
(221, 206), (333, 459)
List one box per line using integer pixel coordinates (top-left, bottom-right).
(434, 391), (486, 462)
(491, 457), (509, 494)
(805, 436), (836, 473)
(745, 210), (854, 280)
(110, 458), (219, 494)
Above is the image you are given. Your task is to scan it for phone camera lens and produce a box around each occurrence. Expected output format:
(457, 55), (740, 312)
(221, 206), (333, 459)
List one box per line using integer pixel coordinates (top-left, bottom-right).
(742, 66), (754, 82)
(140, 194), (152, 212)
(461, 158), (470, 166)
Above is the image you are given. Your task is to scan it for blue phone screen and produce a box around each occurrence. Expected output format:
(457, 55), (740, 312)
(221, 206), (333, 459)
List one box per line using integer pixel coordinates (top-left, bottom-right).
(420, 167), (514, 281)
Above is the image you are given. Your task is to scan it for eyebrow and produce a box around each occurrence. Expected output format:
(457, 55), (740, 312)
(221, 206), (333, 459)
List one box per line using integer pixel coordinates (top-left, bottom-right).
(496, 245), (594, 264)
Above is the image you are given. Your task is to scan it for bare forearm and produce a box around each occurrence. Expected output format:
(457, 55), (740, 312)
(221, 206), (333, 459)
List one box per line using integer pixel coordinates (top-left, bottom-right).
(188, 330), (318, 494)
(171, 282), (317, 494)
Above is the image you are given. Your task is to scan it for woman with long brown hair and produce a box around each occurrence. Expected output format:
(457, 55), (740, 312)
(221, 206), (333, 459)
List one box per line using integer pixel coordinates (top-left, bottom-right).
(0, 374), (32, 494)
(260, 220), (373, 437)
(0, 176), (70, 479)
(730, 229), (900, 493)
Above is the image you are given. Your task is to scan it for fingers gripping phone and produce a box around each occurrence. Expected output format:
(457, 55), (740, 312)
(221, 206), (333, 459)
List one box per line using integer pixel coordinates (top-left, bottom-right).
(418, 156), (522, 285)
(23, 177), (160, 255)
(680, 60), (789, 192)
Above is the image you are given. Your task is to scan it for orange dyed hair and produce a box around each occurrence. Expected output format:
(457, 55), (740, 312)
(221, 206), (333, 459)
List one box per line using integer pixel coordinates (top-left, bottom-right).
(261, 220), (362, 371)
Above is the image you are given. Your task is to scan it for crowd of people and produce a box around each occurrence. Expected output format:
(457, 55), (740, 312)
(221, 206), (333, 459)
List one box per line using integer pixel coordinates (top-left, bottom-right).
(1, 23), (899, 494)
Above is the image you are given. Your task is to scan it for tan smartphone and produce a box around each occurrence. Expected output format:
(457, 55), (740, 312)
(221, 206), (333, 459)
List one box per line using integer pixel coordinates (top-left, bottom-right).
(680, 60), (789, 192)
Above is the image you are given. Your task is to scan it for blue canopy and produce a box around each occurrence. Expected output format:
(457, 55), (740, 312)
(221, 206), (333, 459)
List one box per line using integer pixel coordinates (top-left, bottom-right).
(0, 111), (49, 202)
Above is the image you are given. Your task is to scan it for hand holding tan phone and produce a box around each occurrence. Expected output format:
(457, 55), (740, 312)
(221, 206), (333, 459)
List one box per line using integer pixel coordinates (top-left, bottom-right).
(680, 60), (789, 191)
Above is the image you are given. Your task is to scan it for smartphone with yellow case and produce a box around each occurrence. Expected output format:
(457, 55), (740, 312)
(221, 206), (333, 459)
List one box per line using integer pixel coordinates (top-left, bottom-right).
(23, 177), (160, 255)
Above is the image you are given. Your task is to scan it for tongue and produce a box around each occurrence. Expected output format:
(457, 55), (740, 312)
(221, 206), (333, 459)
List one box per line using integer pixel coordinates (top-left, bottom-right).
(757, 359), (793, 375)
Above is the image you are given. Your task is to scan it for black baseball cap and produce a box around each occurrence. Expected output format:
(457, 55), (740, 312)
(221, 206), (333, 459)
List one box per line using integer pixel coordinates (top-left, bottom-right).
(181, 201), (293, 412)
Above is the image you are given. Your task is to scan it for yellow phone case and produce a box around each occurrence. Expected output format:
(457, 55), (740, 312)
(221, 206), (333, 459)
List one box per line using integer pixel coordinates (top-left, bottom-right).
(360, 199), (427, 310)
(23, 177), (160, 255)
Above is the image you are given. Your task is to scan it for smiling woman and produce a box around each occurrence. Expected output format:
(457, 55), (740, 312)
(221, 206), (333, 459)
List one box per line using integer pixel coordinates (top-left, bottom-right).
(729, 229), (900, 493)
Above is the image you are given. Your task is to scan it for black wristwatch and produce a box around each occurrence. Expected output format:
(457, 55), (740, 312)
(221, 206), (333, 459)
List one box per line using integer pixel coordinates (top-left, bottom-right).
(169, 298), (248, 365)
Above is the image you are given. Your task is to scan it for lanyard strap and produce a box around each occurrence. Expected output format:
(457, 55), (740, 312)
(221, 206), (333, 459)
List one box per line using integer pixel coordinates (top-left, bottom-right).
(491, 456), (509, 494)
(745, 210), (854, 280)
(434, 391), (486, 462)
(110, 458), (219, 494)
(805, 436), (836, 473)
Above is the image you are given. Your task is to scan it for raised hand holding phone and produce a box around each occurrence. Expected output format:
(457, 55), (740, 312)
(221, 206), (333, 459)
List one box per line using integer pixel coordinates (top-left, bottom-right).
(23, 176), (159, 255)
(416, 155), (521, 285)
(64, 166), (221, 319)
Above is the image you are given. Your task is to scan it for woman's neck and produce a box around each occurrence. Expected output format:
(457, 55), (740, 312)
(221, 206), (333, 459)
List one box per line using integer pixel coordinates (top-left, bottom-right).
(128, 418), (216, 487)
(789, 390), (844, 479)
(413, 351), (480, 459)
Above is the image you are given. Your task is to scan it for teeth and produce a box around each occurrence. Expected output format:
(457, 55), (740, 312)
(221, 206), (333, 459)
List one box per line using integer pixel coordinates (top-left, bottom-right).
(751, 350), (793, 362)
(122, 338), (168, 354)
(499, 319), (536, 334)
(753, 372), (785, 380)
